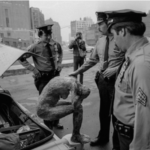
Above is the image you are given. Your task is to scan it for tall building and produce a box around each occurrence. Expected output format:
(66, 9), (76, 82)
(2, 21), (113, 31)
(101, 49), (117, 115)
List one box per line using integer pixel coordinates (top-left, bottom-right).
(30, 7), (45, 30)
(85, 24), (101, 46)
(0, 1), (31, 30)
(0, 1), (34, 48)
(45, 18), (62, 44)
(143, 11), (150, 37)
(70, 17), (94, 40)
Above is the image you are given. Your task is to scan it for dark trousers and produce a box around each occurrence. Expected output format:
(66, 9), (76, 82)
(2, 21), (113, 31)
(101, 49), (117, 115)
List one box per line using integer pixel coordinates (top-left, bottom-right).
(34, 71), (60, 128)
(34, 72), (56, 94)
(97, 73), (120, 149)
(112, 115), (121, 150)
(118, 133), (132, 150)
(74, 56), (84, 84)
(114, 117), (133, 150)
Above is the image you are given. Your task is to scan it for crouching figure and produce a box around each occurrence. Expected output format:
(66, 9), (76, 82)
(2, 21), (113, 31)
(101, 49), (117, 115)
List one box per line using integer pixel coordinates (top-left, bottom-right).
(36, 76), (90, 144)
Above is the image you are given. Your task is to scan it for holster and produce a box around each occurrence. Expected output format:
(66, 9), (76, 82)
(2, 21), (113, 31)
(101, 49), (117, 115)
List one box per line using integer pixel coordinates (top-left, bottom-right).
(115, 119), (134, 139)
(34, 70), (55, 80)
(94, 71), (100, 87)
(54, 70), (61, 76)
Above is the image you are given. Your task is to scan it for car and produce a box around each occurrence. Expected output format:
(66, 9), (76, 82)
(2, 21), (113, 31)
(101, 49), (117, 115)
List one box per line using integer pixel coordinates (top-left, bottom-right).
(68, 45), (94, 53)
(0, 43), (75, 150)
(86, 45), (94, 53)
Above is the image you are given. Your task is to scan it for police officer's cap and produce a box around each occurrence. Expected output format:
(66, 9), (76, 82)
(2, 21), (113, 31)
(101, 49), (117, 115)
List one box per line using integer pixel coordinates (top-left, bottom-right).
(95, 12), (108, 24)
(36, 24), (53, 34)
(107, 9), (147, 31)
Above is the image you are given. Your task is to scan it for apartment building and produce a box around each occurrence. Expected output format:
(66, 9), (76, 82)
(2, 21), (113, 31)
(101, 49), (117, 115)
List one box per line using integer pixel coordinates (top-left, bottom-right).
(30, 7), (45, 30)
(70, 17), (94, 39)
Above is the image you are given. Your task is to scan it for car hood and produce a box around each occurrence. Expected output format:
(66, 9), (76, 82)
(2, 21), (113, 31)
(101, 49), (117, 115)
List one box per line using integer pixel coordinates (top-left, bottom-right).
(0, 43), (40, 77)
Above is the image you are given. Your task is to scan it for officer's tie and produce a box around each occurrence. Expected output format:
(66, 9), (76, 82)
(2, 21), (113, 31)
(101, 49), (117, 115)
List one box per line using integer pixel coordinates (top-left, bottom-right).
(103, 36), (109, 70)
(46, 43), (56, 70)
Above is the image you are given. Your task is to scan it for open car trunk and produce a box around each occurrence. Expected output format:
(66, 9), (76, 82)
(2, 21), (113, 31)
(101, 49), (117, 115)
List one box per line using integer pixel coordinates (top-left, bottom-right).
(0, 90), (54, 150)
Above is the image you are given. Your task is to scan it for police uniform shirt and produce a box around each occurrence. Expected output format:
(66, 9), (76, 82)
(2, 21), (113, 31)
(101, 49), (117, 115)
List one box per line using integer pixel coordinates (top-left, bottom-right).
(113, 37), (150, 150)
(28, 41), (55, 72)
(49, 39), (63, 69)
(76, 35), (124, 73)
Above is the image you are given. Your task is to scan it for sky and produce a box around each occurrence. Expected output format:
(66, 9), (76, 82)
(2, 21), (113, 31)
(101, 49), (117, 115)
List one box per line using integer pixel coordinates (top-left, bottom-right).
(29, 0), (150, 41)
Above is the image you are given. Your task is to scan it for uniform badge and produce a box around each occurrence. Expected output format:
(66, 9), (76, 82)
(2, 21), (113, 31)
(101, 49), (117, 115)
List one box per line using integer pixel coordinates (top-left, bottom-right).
(137, 87), (147, 107)
(119, 57), (130, 83)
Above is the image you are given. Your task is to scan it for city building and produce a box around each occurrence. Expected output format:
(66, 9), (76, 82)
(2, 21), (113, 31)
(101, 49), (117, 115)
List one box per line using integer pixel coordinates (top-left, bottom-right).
(0, 0), (34, 48)
(70, 17), (94, 40)
(143, 11), (150, 37)
(85, 24), (102, 46)
(30, 7), (45, 30)
(45, 18), (62, 44)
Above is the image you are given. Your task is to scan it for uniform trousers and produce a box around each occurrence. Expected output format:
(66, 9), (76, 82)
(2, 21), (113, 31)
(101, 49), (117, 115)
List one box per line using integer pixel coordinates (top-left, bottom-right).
(118, 133), (132, 150)
(98, 72), (120, 149)
(114, 117), (133, 150)
(74, 56), (84, 84)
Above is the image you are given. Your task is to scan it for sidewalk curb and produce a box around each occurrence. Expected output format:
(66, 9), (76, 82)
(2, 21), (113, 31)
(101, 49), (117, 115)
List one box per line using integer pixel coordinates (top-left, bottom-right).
(4, 60), (73, 77)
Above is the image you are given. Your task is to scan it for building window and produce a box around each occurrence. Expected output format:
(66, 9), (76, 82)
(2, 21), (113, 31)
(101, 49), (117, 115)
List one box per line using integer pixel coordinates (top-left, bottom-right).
(30, 32), (33, 36)
(13, 42), (17, 47)
(0, 33), (4, 37)
(7, 32), (11, 37)
(5, 9), (9, 27)
(5, 9), (8, 17)
(24, 43), (26, 47)
(5, 41), (9, 45)
(6, 18), (9, 27)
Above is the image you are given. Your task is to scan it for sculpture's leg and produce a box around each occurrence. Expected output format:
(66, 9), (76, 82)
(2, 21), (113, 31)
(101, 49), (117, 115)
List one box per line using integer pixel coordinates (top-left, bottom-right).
(37, 103), (73, 121)
(71, 96), (90, 144)
(72, 104), (83, 136)
(43, 101), (72, 129)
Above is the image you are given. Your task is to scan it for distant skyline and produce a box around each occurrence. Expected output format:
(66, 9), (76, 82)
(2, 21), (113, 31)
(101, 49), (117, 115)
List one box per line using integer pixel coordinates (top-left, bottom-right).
(29, 0), (150, 41)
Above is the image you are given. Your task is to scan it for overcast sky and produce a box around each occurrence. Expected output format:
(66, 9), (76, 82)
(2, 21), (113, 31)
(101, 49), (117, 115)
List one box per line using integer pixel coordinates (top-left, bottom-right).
(29, 0), (150, 41)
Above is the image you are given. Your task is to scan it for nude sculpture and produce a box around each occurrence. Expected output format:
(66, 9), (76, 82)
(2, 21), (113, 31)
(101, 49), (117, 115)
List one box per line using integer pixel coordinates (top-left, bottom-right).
(36, 76), (90, 144)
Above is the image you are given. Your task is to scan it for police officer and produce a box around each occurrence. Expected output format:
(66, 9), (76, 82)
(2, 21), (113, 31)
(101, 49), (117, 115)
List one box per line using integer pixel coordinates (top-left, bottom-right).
(69, 12), (124, 149)
(19, 24), (63, 130)
(108, 10), (150, 150)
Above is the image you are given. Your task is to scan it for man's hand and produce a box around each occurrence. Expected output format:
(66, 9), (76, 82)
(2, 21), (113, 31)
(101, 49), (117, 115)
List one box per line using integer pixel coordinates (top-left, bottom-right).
(103, 67), (116, 78)
(57, 63), (62, 71)
(33, 68), (41, 79)
(69, 71), (78, 77)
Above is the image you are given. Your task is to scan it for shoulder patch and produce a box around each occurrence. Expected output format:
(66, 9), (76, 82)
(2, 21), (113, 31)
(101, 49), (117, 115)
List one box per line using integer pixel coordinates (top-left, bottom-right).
(137, 87), (147, 107)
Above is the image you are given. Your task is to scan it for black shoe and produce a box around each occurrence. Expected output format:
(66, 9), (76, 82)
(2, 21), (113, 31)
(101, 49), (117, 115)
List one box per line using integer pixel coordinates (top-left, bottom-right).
(53, 123), (64, 129)
(90, 138), (109, 146)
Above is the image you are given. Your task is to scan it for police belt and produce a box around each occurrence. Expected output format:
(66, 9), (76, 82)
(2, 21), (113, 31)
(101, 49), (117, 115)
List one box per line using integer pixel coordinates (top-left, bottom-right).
(39, 70), (56, 77)
(100, 70), (116, 83)
(115, 118), (134, 139)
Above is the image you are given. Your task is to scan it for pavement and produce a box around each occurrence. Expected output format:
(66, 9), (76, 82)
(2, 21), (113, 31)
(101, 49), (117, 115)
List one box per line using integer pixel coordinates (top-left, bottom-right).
(0, 65), (114, 150)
